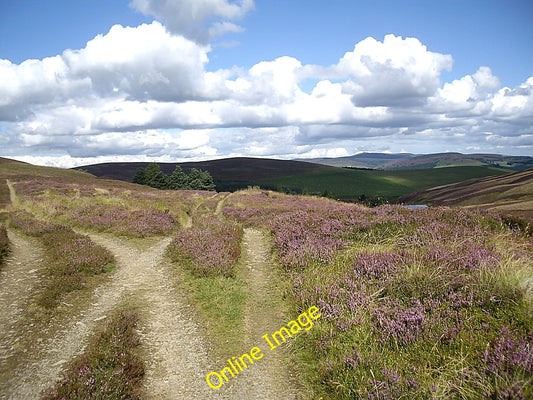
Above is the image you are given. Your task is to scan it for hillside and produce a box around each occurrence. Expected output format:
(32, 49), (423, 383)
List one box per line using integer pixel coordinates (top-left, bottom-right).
(75, 157), (509, 200)
(301, 152), (533, 170)
(398, 168), (533, 222)
(1, 160), (532, 399)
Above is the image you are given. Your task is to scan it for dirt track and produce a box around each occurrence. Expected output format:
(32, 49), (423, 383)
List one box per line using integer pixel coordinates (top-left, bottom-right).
(0, 190), (301, 399)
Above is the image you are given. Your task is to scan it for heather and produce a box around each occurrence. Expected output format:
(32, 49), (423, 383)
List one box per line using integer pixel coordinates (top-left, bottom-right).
(0, 179), (10, 208)
(41, 307), (144, 400)
(9, 210), (115, 309)
(167, 215), (243, 278)
(10, 178), (215, 237)
(222, 190), (533, 399)
(0, 225), (8, 265)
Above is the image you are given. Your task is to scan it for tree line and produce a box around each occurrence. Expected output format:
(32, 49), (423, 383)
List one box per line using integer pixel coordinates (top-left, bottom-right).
(133, 162), (216, 191)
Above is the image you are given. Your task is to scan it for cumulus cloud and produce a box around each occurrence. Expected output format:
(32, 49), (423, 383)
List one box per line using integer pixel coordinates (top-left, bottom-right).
(336, 35), (453, 106)
(130, 0), (254, 43)
(1, 28), (532, 166)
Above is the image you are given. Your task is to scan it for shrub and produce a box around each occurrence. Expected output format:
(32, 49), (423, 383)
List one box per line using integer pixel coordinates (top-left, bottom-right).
(167, 216), (242, 278)
(41, 308), (144, 399)
(10, 211), (114, 309)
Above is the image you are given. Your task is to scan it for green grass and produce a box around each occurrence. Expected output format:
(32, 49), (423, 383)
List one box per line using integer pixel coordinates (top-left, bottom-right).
(41, 305), (144, 400)
(258, 166), (509, 200)
(181, 272), (247, 356)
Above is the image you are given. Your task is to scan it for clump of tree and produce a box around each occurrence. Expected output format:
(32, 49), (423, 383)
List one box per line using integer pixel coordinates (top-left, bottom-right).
(133, 163), (216, 191)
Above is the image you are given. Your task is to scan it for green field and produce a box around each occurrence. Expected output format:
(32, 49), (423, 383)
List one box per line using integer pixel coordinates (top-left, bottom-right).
(256, 166), (510, 200)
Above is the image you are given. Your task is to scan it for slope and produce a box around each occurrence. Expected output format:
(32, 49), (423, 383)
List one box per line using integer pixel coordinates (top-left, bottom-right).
(75, 157), (510, 200)
(398, 168), (533, 221)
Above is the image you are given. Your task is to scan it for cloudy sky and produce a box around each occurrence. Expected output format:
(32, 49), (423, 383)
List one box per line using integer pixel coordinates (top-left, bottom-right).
(0, 0), (532, 167)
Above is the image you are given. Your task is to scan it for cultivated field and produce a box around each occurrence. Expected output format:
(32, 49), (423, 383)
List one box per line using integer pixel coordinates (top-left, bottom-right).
(0, 159), (531, 399)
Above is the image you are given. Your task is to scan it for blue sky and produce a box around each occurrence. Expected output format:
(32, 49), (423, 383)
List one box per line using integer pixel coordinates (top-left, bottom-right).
(0, 0), (532, 167)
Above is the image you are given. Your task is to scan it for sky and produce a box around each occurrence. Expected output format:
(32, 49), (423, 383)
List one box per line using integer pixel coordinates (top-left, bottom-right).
(0, 0), (532, 168)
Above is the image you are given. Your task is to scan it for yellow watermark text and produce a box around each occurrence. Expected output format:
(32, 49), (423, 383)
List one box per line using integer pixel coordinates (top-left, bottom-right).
(205, 306), (321, 389)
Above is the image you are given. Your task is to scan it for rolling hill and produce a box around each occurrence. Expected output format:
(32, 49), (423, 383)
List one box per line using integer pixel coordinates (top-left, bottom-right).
(301, 152), (533, 170)
(398, 168), (533, 222)
(75, 157), (510, 201)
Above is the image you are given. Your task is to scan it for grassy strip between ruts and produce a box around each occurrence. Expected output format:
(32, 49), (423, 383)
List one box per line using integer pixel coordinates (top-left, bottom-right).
(8, 210), (115, 310)
(40, 306), (144, 400)
(166, 214), (246, 356)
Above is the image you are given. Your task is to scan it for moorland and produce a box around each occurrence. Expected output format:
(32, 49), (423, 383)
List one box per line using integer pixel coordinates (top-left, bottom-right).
(0, 156), (531, 399)
(75, 153), (531, 201)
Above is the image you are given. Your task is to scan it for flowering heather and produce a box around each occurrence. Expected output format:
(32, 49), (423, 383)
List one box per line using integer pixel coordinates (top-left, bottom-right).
(41, 308), (144, 400)
(10, 211), (114, 308)
(373, 297), (426, 346)
(9, 210), (70, 236)
(222, 190), (532, 399)
(11, 178), (194, 237)
(66, 204), (177, 237)
(482, 328), (533, 399)
(167, 216), (243, 278)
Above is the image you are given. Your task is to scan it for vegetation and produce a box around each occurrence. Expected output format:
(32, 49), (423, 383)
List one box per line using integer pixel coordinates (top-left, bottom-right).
(2, 158), (531, 398)
(398, 168), (533, 225)
(167, 204), (247, 354)
(9, 210), (115, 309)
(0, 179), (10, 208)
(223, 190), (533, 399)
(80, 158), (509, 201)
(0, 225), (8, 265)
(133, 162), (216, 191)
(41, 306), (144, 400)
(258, 166), (510, 200)
(167, 215), (243, 278)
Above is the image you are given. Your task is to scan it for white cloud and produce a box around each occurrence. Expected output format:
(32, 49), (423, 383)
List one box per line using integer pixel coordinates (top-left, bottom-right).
(1, 28), (532, 166)
(336, 35), (453, 106)
(130, 0), (254, 43)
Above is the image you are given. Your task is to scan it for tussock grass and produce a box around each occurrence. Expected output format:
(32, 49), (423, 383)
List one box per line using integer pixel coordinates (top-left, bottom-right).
(40, 306), (144, 400)
(182, 272), (246, 356)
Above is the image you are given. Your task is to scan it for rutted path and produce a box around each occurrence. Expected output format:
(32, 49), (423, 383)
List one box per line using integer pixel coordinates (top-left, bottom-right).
(1, 182), (303, 399)
(0, 234), (173, 398)
(0, 231), (45, 381)
(229, 228), (300, 399)
(85, 234), (217, 399)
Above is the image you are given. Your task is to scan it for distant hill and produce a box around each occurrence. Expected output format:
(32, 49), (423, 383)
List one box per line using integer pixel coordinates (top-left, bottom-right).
(398, 169), (533, 222)
(75, 157), (509, 201)
(300, 152), (533, 171)
(296, 153), (414, 169)
(75, 157), (330, 184)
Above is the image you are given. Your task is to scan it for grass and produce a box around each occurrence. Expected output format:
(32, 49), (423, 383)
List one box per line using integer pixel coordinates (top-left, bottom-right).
(258, 166), (509, 200)
(181, 272), (247, 356)
(40, 305), (145, 400)
(167, 213), (247, 355)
